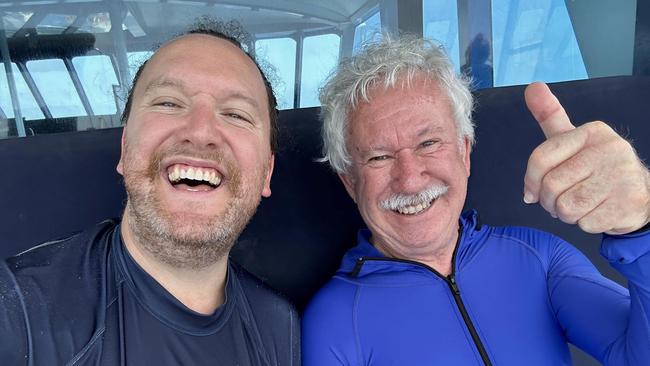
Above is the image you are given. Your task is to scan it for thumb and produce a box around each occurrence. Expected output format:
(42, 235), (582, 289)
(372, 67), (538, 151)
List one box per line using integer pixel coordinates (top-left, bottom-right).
(525, 82), (575, 138)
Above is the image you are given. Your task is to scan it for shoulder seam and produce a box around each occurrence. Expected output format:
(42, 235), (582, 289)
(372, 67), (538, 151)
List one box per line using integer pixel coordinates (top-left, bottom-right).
(490, 231), (561, 318)
(489, 233), (549, 272)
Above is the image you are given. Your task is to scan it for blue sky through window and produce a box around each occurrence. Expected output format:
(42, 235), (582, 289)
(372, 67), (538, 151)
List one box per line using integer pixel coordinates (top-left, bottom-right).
(491, 0), (587, 86)
(423, 0), (460, 72)
(0, 63), (44, 120)
(0, 0), (596, 129)
(255, 37), (297, 110)
(300, 34), (341, 108)
(73, 55), (119, 115)
(353, 11), (382, 54)
(26, 59), (87, 118)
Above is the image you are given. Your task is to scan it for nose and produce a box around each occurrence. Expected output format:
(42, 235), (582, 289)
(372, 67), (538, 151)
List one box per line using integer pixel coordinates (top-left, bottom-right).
(179, 101), (223, 148)
(391, 149), (428, 193)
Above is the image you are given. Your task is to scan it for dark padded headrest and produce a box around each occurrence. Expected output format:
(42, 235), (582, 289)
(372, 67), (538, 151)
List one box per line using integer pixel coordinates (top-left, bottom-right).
(1, 76), (648, 309)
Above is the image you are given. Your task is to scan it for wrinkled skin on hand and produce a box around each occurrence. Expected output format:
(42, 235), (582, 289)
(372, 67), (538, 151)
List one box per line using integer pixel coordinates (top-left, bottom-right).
(523, 82), (650, 235)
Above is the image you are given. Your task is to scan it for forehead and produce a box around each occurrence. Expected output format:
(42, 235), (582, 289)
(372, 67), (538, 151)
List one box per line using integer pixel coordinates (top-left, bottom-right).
(135, 34), (268, 108)
(348, 77), (456, 143)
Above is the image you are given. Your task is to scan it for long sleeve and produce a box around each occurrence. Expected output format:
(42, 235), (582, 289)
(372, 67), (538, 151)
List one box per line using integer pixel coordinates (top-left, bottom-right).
(548, 229), (650, 365)
(600, 229), (650, 364)
(0, 260), (30, 366)
(302, 279), (359, 366)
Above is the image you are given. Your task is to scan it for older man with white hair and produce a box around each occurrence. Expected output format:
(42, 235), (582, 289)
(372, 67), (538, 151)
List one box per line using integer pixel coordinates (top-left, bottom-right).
(303, 35), (650, 365)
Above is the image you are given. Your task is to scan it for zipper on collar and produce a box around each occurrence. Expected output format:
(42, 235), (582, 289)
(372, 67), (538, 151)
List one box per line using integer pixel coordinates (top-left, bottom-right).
(349, 224), (493, 366)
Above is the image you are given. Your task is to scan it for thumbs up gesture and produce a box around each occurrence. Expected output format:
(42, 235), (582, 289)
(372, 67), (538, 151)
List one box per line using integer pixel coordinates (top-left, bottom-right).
(523, 82), (650, 234)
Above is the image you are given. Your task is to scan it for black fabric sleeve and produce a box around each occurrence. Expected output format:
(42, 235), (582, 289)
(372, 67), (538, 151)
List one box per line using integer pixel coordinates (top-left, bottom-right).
(232, 263), (301, 366)
(0, 260), (30, 366)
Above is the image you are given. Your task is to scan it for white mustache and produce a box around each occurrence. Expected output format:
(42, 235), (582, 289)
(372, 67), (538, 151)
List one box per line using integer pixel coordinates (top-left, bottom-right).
(380, 184), (449, 211)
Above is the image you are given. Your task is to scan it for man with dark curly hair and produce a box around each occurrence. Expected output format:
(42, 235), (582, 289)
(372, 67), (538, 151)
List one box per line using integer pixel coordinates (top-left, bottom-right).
(0, 21), (299, 366)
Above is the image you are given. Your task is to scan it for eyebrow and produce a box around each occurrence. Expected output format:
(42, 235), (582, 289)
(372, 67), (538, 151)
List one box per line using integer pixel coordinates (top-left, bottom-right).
(416, 125), (445, 137)
(222, 91), (261, 110)
(143, 77), (262, 110)
(360, 124), (446, 153)
(143, 77), (187, 95)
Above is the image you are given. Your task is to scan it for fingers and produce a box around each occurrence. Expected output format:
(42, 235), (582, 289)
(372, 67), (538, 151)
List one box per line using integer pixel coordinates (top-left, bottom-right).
(577, 196), (649, 235)
(523, 82), (650, 234)
(533, 133), (650, 234)
(524, 82), (575, 139)
(536, 152), (595, 219)
(552, 173), (608, 225)
(524, 127), (589, 203)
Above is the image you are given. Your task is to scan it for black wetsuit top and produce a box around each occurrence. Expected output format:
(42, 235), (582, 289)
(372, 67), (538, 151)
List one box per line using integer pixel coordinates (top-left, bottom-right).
(0, 220), (300, 366)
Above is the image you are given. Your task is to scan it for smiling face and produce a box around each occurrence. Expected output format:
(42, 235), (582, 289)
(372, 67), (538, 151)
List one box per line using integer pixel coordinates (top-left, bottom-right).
(340, 76), (471, 264)
(117, 34), (274, 268)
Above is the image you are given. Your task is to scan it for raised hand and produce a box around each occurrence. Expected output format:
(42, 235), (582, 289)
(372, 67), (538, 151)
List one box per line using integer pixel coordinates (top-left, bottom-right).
(523, 82), (650, 234)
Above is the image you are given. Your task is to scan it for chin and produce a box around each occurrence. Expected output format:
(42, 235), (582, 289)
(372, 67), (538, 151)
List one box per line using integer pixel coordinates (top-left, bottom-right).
(162, 211), (230, 237)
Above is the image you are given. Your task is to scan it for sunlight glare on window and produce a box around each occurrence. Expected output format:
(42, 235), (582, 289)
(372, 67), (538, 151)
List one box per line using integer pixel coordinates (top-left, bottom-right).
(79, 12), (111, 33)
(422, 0), (460, 72)
(300, 34), (340, 108)
(353, 11), (382, 54)
(0, 63), (44, 120)
(26, 59), (87, 118)
(2, 12), (34, 37)
(73, 55), (120, 115)
(255, 37), (296, 109)
(37, 13), (76, 34)
(491, 0), (587, 86)
(127, 51), (153, 84)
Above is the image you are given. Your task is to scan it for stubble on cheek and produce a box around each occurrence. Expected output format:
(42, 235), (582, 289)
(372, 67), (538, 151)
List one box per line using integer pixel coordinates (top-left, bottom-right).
(120, 140), (266, 269)
(135, 143), (243, 197)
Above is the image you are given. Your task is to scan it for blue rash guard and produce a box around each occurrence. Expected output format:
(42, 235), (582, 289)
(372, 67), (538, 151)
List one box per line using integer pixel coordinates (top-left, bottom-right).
(302, 211), (650, 365)
(0, 221), (300, 366)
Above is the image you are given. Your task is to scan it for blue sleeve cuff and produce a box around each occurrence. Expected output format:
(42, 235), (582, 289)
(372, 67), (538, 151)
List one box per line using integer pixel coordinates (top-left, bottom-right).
(601, 225), (650, 264)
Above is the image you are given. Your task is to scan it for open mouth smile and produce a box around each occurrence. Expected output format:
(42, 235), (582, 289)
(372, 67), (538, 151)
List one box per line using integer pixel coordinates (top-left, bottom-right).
(393, 198), (434, 215)
(166, 163), (223, 192)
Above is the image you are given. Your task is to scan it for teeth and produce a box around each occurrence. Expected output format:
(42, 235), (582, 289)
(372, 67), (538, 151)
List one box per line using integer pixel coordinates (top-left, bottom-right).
(173, 166), (180, 181)
(167, 164), (222, 187)
(396, 200), (432, 215)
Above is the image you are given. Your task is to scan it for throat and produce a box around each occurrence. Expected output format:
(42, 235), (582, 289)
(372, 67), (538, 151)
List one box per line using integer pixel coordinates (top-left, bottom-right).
(120, 209), (229, 314)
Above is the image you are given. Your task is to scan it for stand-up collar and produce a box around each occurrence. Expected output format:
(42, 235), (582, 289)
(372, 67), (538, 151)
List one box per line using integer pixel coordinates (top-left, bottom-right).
(338, 210), (483, 277)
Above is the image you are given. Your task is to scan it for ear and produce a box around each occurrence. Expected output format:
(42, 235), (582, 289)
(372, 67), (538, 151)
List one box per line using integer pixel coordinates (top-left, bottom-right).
(116, 127), (127, 176)
(462, 137), (472, 176)
(338, 172), (357, 203)
(261, 154), (275, 197)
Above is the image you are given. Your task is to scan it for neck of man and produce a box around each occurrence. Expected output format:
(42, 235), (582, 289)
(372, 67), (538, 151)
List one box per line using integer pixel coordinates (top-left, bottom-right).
(374, 226), (459, 277)
(120, 210), (229, 315)
(419, 244), (455, 276)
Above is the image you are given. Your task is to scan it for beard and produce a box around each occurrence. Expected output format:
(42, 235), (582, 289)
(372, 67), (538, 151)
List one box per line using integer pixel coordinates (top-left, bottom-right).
(121, 143), (266, 269)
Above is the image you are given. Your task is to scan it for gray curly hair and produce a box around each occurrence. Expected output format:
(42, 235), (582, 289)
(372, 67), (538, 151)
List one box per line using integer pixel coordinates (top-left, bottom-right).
(319, 33), (475, 174)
